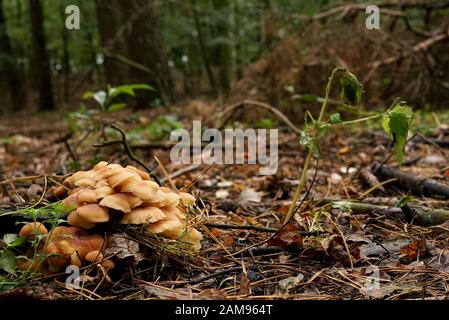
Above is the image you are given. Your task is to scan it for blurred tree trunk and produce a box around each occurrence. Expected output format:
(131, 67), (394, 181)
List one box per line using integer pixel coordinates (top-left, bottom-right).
(189, 0), (216, 94)
(0, 0), (24, 111)
(95, 0), (125, 85)
(213, 0), (232, 96)
(119, 0), (173, 107)
(59, 0), (70, 102)
(29, 0), (55, 110)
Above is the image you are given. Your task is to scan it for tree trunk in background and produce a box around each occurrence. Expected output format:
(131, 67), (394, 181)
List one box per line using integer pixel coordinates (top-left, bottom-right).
(59, 0), (70, 102)
(213, 0), (232, 97)
(29, 0), (55, 110)
(190, 0), (217, 95)
(119, 0), (173, 107)
(95, 0), (125, 85)
(0, 0), (24, 112)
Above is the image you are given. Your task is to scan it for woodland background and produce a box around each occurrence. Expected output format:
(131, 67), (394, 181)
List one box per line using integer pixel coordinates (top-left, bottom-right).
(0, 0), (448, 118)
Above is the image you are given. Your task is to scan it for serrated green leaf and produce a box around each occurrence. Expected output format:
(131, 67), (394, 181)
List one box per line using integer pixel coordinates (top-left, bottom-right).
(0, 250), (16, 275)
(382, 104), (414, 165)
(339, 71), (363, 106)
(330, 113), (342, 124)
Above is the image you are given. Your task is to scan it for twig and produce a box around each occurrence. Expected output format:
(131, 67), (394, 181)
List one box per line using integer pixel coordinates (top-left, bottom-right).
(204, 222), (277, 233)
(92, 124), (162, 185)
(188, 266), (243, 285)
(218, 99), (301, 134)
(160, 164), (201, 184)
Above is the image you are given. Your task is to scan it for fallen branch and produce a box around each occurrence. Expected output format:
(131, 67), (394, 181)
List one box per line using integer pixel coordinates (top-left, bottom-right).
(372, 163), (449, 199)
(218, 99), (301, 134)
(317, 198), (449, 226)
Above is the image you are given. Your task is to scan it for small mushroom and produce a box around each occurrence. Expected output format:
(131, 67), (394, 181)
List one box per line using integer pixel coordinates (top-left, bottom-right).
(85, 250), (103, 263)
(77, 189), (97, 203)
(99, 193), (143, 213)
(119, 180), (159, 201)
(158, 190), (181, 207)
(61, 193), (79, 213)
(19, 222), (48, 239)
(44, 226), (105, 273)
(108, 171), (139, 188)
(95, 185), (115, 200)
(76, 204), (110, 223)
(126, 165), (150, 180)
(120, 180), (159, 201)
(74, 178), (97, 188)
(119, 206), (166, 224)
(67, 211), (96, 229)
(180, 192), (196, 206)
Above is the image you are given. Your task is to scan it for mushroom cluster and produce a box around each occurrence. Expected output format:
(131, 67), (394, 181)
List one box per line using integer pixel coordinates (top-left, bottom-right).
(57, 161), (202, 250)
(17, 222), (108, 274)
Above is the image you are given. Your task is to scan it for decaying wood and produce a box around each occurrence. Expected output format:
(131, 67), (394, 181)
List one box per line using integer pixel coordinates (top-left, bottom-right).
(316, 198), (449, 227)
(372, 163), (449, 199)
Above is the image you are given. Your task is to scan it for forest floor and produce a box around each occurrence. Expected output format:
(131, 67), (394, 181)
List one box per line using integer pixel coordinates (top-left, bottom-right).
(1, 106), (449, 300)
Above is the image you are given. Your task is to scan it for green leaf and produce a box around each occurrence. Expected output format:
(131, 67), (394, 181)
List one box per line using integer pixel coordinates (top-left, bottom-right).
(382, 104), (414, 165)
(106, 103), (127, 112)
(3, 234), (26, 248)
(329, 113), (342, 125)
(109, 84), (155, 99)
(299, 126), (320, 157)
(330, 201), (352, 212)
(3, 234), (17, 245)
(339, 71), (363, 106)
(0, 250), (16, 275)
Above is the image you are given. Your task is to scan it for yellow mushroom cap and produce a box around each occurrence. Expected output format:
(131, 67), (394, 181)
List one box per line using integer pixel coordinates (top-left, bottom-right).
(125, 165), (150, 180)
(61, 193), (79, 213)
(85, 250), (103, 263)
(108, 171), (139, 188)
(76, 204), (110, 223)
(119, 180), (159, 201)
(159, 191), (181, 207)
(77, 189), (97, 203)
(119, 206), (166, 224)
(19, 222), (48, 239)
(99, 193), (143, 213)
(67, 211), (96, 229)
(95, 185), (115, 200)
(179, 228), (203, 251)
(180, 192), (196, 206)
(74, 178), (97, 188)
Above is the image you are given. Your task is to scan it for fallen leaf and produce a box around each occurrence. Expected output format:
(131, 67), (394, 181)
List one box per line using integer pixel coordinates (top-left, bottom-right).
(105, 233), (143, 264)
(278, 274), (304, 293)
(238, 188), (262, 205)
(239, 273), (250, 295)
(268, 220), (303, 249)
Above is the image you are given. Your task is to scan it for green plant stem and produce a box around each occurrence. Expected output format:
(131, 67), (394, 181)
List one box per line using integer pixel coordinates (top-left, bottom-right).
(284, 67), (341, 224)
(284, 151), (313, 224)
(284, 67), (340, 224)
(318, 67), (341, 123)
(340, 113), (383, 126)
